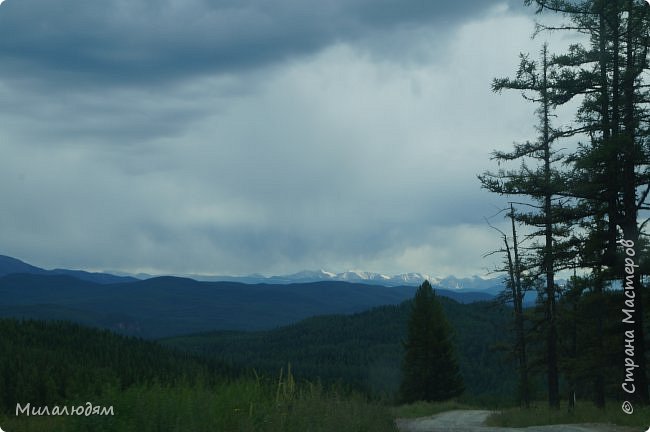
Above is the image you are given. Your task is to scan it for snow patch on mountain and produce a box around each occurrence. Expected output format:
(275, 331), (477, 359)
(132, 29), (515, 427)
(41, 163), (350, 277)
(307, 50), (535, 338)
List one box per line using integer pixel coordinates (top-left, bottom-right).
(177, 267), (504, 293)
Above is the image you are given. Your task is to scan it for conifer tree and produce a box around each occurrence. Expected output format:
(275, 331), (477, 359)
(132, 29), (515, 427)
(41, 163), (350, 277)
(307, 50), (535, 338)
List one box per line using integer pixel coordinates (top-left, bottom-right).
(481, 0), (650, 407)
(527, 0), (650, 404)
(479, 45), (579, 408)
(400, 280), (463, 403)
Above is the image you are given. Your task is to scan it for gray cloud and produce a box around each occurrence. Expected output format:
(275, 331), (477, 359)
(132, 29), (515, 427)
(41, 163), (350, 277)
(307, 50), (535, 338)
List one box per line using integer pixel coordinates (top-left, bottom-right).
(0, 1), (556, 277)
(0, 0), (520, 88)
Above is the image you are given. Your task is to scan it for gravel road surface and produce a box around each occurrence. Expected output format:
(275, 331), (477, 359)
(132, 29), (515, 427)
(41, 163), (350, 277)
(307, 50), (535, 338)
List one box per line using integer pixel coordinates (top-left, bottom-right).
(395, 410), (638, 432)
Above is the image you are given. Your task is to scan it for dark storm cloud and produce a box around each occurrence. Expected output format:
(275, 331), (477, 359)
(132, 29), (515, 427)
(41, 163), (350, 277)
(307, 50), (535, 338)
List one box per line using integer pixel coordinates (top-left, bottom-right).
(0, 0), (545, 277)
(0, 0), (519, 88)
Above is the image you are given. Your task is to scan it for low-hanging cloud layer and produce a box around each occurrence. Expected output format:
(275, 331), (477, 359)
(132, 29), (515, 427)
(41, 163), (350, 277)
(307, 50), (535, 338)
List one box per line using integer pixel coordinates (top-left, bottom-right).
(0, 0), (574, 277)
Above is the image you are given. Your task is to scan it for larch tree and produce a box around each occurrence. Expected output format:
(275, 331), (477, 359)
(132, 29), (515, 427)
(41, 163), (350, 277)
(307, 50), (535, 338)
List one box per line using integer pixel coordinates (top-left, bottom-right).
(527, 0), (650, 404)
(479, 45), (579, 408)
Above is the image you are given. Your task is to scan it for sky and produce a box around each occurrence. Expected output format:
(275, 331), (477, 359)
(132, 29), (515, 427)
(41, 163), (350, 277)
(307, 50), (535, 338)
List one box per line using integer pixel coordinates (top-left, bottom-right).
(0, 0), (584, 278)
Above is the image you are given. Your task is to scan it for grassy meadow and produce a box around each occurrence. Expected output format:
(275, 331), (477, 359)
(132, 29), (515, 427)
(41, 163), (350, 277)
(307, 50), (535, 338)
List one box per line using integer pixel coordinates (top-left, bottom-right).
(0, 371), (397, 432)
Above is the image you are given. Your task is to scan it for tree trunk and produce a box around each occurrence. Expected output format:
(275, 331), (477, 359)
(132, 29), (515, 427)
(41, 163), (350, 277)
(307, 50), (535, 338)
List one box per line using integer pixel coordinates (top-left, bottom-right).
(593, 271), (606, 408)
(542, 45), (560, 410)
(508, 204), (530, 407)
(621, 0), (649, 404)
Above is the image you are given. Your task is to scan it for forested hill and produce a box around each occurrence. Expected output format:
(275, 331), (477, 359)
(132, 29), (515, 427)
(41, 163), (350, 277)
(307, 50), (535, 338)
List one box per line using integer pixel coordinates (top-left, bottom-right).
(0, 318), (402, 432)
(0, 273), (492, 338)
(0, 319), (235, 415)
(162, 297), (516, 401)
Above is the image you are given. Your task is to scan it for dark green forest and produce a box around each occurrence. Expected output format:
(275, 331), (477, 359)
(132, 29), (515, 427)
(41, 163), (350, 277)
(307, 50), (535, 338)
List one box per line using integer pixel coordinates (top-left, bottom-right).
(0, 298), (515, 419)
(0, 319), (236, 414)
(163, 297), (515, 402)
(3, 287), (644, 417)
(0, 282), (647, 430)
(0, 319), (398, 432)
(163, 290), (647, 406)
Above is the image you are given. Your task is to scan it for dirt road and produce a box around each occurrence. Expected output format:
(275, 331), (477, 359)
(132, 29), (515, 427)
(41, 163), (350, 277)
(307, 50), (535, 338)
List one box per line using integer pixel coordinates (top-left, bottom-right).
(395, 410), (637, 432)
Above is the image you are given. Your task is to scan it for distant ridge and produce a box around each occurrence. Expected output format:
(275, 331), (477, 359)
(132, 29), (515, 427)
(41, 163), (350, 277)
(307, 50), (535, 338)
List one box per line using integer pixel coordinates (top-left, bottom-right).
(0, 253), (505, 294)
(0, 254), (43, 275)
(0, 271), (494, 338)
(189, 269), (505, 294)
(0, 255), (138, 284)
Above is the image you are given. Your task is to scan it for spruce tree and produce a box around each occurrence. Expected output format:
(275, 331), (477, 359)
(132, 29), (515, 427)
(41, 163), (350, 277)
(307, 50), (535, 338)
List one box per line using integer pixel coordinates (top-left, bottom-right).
(400, 280), (463, 403)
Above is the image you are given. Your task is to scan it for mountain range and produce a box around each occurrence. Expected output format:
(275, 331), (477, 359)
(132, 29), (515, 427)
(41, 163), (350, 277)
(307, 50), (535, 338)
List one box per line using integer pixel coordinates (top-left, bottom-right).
(184, 269), (505, 294)
(0, 254), (499, 338)
(0, 254), (506, 293)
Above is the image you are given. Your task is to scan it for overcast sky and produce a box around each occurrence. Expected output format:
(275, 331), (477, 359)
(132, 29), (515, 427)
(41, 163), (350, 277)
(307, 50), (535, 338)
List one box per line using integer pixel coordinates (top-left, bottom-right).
(0, 0), (583, 277)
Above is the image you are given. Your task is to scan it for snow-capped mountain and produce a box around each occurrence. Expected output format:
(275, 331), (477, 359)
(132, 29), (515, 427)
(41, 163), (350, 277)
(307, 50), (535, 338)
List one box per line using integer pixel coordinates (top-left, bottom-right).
(336, 270), (390, 283)
(189, 269), (504, 293)
(391, 272), (437, 285)
(0, 254), (507, 296)
(436, 275), (505, 291)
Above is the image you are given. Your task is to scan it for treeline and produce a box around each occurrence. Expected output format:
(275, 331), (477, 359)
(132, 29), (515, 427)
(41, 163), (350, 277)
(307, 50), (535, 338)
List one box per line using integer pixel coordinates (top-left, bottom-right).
(0, 318), (398, 432)
(479, 0), (650, 408)
(0, 319), (236, 414)
(163, 297), (517, 403)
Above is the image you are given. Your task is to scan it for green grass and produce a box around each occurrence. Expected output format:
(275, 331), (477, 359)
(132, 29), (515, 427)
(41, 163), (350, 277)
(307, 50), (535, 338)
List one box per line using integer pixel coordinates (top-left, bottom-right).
(390, 399), (477, 419)
(0, 369), (398, 432)
(487, 401), (650, 428)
